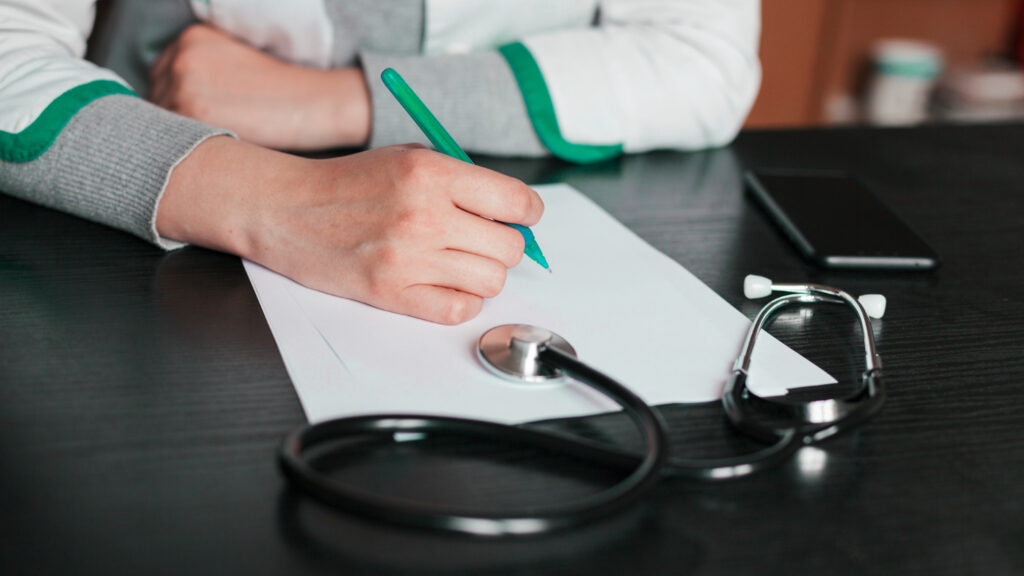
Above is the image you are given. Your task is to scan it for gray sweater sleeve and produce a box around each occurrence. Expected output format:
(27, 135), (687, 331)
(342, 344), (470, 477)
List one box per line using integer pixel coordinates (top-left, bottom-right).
(321, 0), (547, 158)
(0, 95), (231, 249)
(322, 0), (424, 66)
(360, 50), (547, 158)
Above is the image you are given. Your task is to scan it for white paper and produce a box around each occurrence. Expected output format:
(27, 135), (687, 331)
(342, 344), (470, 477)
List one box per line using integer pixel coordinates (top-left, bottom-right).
(244, 184), (834, 425)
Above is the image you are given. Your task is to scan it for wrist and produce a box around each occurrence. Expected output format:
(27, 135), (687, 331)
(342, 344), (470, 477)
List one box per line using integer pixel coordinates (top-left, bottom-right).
(274, 66), (370, 151)
(323, 67), (372, 148)
(156, 136), (311, 260)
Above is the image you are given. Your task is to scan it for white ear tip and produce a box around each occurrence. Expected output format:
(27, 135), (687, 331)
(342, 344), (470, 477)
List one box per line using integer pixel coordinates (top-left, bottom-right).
(744, 275), (773, 299)
(858, 294), (887, 319)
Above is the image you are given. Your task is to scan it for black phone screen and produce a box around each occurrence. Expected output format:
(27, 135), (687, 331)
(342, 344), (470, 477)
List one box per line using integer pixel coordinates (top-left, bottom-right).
(745, 171), (939, 269)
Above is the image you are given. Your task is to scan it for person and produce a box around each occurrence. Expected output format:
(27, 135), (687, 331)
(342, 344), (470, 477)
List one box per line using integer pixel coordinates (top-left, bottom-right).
(0, 0), (761, 324)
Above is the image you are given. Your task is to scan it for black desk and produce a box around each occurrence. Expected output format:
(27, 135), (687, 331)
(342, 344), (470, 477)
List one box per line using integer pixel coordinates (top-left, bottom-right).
(3, 124), (1023, 575)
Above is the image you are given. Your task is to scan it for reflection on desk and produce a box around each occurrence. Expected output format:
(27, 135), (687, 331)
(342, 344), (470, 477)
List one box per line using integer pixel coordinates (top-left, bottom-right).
(2, 123), (1024, 575)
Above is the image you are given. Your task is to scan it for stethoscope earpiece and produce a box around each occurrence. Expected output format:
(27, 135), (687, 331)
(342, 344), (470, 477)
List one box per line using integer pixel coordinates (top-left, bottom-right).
(857, 294), (886, 319)
(743, 274), (774, 299)
(743, 274), (886, 319)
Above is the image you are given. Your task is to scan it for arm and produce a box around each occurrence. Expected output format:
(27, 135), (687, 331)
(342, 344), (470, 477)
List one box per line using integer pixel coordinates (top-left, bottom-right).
(367, 0), (762, 161)
(158, 138), (542, 324)
(155, 0), (759, 160)
(0, 0), (230, 248)
(146, 24), (371, 151)
(1, 0), (544, 324)
(142, 0), (424, 152)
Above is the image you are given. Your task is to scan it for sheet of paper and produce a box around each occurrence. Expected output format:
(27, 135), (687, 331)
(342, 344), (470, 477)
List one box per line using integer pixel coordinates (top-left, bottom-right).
(244, 184), (834, 425)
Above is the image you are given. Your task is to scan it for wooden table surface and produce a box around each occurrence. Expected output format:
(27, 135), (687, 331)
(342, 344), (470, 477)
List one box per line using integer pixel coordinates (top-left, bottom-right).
(2, 123), (1023, 575)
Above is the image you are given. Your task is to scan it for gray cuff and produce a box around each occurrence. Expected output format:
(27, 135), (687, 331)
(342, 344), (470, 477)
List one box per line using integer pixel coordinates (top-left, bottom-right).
(361, 50), (548, 158)
(323, 0), (424, 67)
(0, 95), (232, 249)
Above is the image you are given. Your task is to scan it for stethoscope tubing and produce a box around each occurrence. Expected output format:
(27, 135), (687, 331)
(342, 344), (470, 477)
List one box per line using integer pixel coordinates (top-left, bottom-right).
(279, 345), (670, 537)
(279, 284), (886, 537)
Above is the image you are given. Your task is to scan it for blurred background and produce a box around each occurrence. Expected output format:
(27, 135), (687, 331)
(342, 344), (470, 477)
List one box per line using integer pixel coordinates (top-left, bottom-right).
(746, 0), (1024, 128)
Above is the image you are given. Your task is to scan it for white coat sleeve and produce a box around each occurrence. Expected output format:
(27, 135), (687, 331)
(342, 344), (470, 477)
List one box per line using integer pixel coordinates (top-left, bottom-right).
(504, 0), (761, 162)
(0, 0), (231, 247)
(0, 0), (134, 160)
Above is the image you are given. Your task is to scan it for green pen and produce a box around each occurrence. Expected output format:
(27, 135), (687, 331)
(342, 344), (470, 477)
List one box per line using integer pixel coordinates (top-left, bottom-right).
(380, 68), (550, 271)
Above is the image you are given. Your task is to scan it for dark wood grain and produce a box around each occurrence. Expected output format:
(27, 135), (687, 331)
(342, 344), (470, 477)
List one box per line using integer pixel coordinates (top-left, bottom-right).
(2, 124), (1023, 575)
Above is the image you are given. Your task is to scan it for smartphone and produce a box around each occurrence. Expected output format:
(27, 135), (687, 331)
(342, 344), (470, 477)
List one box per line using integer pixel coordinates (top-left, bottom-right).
(744, 170), (939, 270)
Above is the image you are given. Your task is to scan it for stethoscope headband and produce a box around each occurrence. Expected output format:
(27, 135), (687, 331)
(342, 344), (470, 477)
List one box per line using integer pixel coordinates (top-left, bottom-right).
(724, 275), (886, 446)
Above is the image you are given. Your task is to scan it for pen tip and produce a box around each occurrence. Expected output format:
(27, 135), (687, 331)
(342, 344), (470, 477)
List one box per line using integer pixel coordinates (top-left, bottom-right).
(546, 267), (553, 274)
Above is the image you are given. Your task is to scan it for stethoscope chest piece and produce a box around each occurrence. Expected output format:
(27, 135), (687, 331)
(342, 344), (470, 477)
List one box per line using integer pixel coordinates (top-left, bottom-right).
(477, 324), (577, 383)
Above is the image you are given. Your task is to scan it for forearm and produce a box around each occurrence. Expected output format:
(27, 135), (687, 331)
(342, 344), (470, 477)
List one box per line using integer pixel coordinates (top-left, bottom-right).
(147, 25), (372, 152)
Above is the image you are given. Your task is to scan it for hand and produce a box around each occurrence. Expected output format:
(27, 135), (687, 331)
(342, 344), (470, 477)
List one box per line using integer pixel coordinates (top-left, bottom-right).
(149, 24), (370, 150)
(157, 138), (544, 324)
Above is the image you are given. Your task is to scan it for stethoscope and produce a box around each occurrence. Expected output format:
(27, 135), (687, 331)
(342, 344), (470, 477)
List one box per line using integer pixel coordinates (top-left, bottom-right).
(279, 276), (888, 537)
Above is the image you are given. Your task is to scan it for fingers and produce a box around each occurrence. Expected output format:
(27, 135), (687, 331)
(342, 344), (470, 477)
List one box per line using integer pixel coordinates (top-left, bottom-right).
(251, 146), (543, 325)
(449, 171), (544, 227)
(443, 208), (525, 268)
(419, 250), (508, 298)
(148, 24), (222, 104)
(147, 40), (178, 103)
(149, 39), (177, 83)
(395, 285), (484, 325)
(381, 146), (542, 227)
(359, 236), (508, 324)
(396, 152), (542, 227)
(371, 146), (537, 267)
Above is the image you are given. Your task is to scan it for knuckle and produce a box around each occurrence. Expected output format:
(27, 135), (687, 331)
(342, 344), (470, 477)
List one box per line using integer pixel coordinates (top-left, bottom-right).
(481, 265), (507, 298)
(395, 149), (439, 186)
(169, 92), (189, 113)
(390, 206), (434, 239)
(363, 245), (403, 298)
(492, 225), (524, 268)
(173, 92), (206, 119)
(364, 269), (387, 298)
(503, 237), (525, 268)
(178, 24), (210, 44)
(505, 188), (535, 223)
(375, 244), (403, 269)
(439, 294), (482, 325)
(170, 50), (195, 78)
